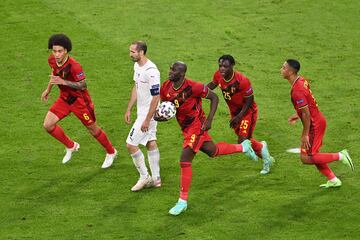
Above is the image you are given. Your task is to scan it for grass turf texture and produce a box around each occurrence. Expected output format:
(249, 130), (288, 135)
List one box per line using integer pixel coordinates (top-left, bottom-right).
(1, 0), (359, 239)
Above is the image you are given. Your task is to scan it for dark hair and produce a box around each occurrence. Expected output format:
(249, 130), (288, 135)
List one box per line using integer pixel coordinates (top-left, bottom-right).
(218, 55), (235, 65)
(132, 41), (147, 54)
(286, 59), (300, 73)
(48, 34), (72, 52)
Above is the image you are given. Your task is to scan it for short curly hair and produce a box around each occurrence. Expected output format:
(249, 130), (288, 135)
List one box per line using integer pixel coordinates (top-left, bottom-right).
(218, 55), (235, 65)
(48, 34), (72, 52)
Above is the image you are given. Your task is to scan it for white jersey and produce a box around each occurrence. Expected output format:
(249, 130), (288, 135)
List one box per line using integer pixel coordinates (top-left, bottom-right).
(133, 59), (160, 119)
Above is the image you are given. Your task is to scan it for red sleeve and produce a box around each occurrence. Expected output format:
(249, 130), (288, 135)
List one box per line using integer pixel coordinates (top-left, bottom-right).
(192, 82), (209, 98)
(160, 81), (168, 101)
(240, 76), (254, 97)
(70, 62), (86, 82)
(212, 71), (221, 85)
(292, 90), (308, 109)
(48, 55), (56, 69)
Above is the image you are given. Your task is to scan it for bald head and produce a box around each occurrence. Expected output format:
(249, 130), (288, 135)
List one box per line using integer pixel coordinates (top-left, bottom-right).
(173, 61), (187, 73)
(168, 61), (187, 82)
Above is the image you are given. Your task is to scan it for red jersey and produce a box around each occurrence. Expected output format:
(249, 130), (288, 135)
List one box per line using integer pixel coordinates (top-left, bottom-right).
(160, 78), (209, 132)
(48, 55), (91, 100)
(291, 77), (323, 126)
(212, 70), (257, 116)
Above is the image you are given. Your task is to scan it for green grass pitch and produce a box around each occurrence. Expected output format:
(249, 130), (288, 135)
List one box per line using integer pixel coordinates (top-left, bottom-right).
(1, 0), (359, 239)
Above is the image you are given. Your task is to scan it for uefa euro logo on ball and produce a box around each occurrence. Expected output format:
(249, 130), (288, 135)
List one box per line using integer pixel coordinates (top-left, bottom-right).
(157, 101), (176, 120)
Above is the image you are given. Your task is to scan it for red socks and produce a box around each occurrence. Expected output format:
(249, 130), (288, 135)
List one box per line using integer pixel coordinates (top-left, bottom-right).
(250, 139), (263, 157)
(315, 164), (336, 180)
(47, 125), (74, 148)
(94, 129), (115, 154)
(214, 142), (243, 156)
(47, 125), (114, 154)
(310, 153), (339, 164)
(180, 162), (192, 201)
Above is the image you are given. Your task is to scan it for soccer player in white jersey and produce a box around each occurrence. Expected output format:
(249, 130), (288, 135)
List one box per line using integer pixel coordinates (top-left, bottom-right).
(125, 41), (161, 191)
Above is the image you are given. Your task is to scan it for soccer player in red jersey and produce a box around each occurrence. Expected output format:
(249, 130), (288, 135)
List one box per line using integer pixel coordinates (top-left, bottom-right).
(281, 59), (354, 188)
(207, 55), (274, 174)
(155, 61), (258, 216)
(41, 34), (117, 168)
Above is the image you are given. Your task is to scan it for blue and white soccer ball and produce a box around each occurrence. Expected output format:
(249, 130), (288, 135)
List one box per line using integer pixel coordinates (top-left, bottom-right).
(157, 101), (176, 120)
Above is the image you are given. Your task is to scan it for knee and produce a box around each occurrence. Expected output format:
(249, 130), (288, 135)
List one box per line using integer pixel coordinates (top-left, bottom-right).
(204, 148), (216, 158)
(126, 143), (138, 154)
(146, 141), (158, 151)
(86, 124), (99, 136)
(300, 154), (311, 164)
(43, 121), (55, 132)
(208, 150), (216, 158)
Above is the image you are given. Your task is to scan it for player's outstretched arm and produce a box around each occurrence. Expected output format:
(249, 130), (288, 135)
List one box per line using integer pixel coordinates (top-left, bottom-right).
(202, 90), (219, 130)
(49, 75), (87, 90)
(206, 82), (217, 90)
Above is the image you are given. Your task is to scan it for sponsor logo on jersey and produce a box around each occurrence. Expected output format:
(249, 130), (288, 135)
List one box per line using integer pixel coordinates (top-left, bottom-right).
(296, 99), (304, 104)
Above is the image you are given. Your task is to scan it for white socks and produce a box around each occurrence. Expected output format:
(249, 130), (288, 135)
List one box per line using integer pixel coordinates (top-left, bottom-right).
(131, 150), (149, 180)
(148, 148), (161, 181)
(131, 148), (161, 181)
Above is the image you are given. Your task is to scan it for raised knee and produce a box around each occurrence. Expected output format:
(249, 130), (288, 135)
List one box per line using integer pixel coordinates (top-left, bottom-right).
(300, 154), (311, 164)
(43, 122), (55, 132)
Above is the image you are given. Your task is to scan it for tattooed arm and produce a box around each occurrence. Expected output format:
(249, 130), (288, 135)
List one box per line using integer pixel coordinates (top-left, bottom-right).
(49, 75), (87, 90)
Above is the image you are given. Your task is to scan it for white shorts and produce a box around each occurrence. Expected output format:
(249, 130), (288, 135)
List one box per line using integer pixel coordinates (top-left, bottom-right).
(126, 118), (158, 146)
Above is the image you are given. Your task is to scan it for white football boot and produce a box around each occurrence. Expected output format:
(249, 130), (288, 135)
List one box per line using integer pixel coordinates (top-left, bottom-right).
(101, 149), (118, 169)
(131, 175), (153, 192)
(62, 142), (80, 164)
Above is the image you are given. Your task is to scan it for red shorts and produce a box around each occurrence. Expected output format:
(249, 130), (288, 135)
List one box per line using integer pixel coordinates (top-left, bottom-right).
(182, 129), (212, 153)
(49, 97), (96, 126)
(301, 115), (326, 156)
(233, 109), (257, 138)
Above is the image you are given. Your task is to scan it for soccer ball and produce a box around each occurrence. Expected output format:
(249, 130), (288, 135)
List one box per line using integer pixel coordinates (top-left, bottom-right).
(157, 101), (176, 120)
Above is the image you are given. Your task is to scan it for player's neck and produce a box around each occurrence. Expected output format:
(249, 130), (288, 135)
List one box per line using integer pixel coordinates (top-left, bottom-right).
(223, 71), (234, 82)
(137, 56), (148, 67)
(56, 55), (69, 67)
(289, 75), (300, 86)
(173, 78), (185, 90)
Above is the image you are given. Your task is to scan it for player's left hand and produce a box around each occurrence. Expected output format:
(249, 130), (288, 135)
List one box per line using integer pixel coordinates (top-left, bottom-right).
(301, 135), (311, 151)
(141, 120), (150, 132)
(49, 75), (65, 85)
(201, 119), (212, 131)
(229, 115), (241, 129)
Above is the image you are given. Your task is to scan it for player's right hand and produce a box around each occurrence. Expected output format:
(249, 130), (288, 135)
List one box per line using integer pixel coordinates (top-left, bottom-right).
(125, 110), (132, 124)
(153, 111), (168, 122)
(41, 89), (50, 102)
(288, 113), (299, 125)
(229, 115), (241, 129)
